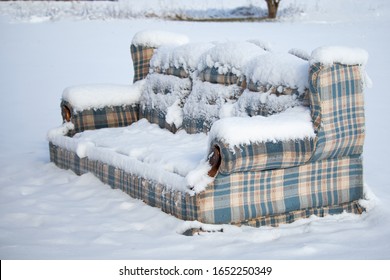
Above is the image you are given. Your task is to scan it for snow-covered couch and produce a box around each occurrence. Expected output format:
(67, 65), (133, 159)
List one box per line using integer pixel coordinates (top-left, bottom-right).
(48, 30), (368, 227)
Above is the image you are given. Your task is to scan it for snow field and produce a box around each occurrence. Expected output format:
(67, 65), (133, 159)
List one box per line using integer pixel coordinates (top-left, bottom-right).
(1, 0), (390, 260)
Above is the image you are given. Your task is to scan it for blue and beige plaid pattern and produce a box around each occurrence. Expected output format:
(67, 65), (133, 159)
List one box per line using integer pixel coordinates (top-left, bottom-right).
(198, 155), (364, 224)
(234, 200), (363, 227)
(309, 63), (365, 161)
(151, 66), (190, 79)
(139, 107), (179, 133)
(139, 73), (191, 132)
(49, 44), (367, 227)
(182, 117), (213, 134)
(49, 143), (364, 226)
(61, 100), (139, 135)
(199, 67), (245, 86)
(211, 138), (315, 174)
(49, 143), (198, 221)
(131, 44), (155, 82)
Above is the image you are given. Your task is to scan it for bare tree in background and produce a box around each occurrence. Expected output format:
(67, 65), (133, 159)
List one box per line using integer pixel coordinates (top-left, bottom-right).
(265, 0), (281, 19)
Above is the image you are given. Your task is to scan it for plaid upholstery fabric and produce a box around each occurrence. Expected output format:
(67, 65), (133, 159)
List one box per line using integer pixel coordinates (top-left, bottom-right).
(182, 80), (243, 134)
(211, 138), (315, 174)
(61, 100), (139, 135)
(131, 44), (155, 83)
(49, 143), (198, 221)
(309, 63), (365, 161)
(197, 155), (364, 224)
(139, 107), (178, 133)
(243, 82), (310, 116)
(199, 67), (245, 86)
(182, 117), (213, 134)
(246, 80), (302, 95)
(151, 66), (190, 79)
(49, 52), (367, 228)
(233, 200), (363, 227)
(235, 92), (309, 118)
(139, 73), (191, 132)
(49, 142), (364, 227)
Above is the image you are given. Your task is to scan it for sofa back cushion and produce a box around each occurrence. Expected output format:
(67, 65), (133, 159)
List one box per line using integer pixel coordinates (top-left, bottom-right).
(182, 79), (243, 134)
(179, 41), (267, 134)
(149, 42), (214, 79)
(238, 52), (310, 117)
(139, 73), (192, 133)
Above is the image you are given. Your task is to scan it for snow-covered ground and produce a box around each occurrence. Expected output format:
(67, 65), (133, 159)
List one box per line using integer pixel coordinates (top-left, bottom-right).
(0, 0), (390, 260)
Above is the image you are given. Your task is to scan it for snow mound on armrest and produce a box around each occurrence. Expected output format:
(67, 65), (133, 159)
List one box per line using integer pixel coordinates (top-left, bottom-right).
(132, 29), (189, 48)
(310, 46), (368, 66)
(62, 80), (145, 112)
(209, 106), (315, 147)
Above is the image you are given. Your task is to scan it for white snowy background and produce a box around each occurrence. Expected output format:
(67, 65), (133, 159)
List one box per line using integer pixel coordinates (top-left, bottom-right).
(0, 0), (389, 259)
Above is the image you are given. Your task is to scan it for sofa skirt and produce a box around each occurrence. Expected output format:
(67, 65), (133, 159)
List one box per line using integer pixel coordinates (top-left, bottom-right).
(49, 142), (364, 227)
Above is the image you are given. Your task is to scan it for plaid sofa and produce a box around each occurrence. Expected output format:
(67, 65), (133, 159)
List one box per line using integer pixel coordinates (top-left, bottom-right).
(49, 36), (367, 227)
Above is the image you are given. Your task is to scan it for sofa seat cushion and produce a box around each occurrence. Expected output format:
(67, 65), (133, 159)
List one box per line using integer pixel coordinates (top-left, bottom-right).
(48, 119), (209, 193)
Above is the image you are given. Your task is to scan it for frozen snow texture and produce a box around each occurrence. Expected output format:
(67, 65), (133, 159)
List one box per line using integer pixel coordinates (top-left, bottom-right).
(150, 42), (215, 72)
(183, 79), (242, 123)
(62, 81), (145, 112)
(131, 29), (189, 48)
(165, 99), (184, 127)
(243, 52), (309, 94)
(310, 46), (369, 66)
(185, 159), (214, 193)
(141, 73), (191, 115)
(233, 89), (304, 117)
(209, 106), (316, 147)
(46, 122), (74, 139)
(288, 48), (310, 61)
(197, 41), (267, 76)
(246, 39), (273, 51)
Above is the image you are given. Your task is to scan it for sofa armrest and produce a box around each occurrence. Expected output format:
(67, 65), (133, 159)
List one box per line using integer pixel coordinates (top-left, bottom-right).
(207, 106), (316, 175)
(61, 82), (144, 135)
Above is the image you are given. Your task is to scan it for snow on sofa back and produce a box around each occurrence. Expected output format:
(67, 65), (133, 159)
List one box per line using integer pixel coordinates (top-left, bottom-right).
(182, 41), (266, 134)
(135, 34), (209, 132)
(134, 31), (312, 135)
(131, 30), (189, 82)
